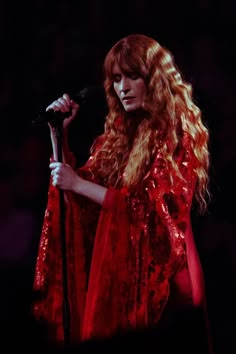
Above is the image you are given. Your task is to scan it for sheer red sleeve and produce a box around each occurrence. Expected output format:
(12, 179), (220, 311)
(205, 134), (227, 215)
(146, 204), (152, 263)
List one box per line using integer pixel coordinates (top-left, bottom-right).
(32, 136), (103, 344)
(81, 132), (198, 340)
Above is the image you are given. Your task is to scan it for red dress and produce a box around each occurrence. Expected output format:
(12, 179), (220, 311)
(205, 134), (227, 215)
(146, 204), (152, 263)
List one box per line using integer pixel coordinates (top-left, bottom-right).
(32, 132), (205, 346)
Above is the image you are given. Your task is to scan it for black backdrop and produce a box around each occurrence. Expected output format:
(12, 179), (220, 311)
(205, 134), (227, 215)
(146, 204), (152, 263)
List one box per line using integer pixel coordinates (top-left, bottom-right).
(0, 1), (235, 353)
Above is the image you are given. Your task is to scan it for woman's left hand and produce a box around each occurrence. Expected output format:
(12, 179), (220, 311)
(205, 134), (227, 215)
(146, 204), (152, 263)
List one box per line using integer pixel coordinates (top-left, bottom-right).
(49, 161), (80, 192)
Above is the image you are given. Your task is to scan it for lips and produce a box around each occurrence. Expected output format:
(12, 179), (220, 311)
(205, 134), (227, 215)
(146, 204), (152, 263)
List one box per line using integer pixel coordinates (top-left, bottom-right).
(122, 96), (135, 102)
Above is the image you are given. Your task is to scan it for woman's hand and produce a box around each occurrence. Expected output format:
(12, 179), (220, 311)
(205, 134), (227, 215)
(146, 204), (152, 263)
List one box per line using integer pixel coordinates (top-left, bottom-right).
(50, 161), (107, 205)
(49, 161), (81, 192)
(46, 93), (80, 161)
(46, 93), (80, 130)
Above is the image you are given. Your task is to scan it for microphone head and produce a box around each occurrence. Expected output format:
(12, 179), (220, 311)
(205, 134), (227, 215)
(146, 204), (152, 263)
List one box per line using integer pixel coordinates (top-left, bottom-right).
(73, 85), (102, 105)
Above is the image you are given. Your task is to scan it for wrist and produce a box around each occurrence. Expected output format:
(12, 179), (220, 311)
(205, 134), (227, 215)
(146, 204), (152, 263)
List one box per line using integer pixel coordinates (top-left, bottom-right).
(72, 175), (85, 195)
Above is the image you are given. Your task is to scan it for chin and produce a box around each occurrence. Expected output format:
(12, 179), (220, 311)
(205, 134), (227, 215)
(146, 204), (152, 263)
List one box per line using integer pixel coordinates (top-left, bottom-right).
(124, 105), (142, 112)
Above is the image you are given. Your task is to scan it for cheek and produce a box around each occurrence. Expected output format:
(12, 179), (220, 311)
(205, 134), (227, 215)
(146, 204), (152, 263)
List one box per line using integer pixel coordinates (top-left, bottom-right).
(136, 80), (146, 97)
(113, 84), (119, 96)
(113, 87), (122, 103)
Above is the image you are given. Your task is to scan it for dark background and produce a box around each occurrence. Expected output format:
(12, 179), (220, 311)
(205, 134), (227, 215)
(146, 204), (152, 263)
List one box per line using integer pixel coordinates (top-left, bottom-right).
(0, 1), (235, 353)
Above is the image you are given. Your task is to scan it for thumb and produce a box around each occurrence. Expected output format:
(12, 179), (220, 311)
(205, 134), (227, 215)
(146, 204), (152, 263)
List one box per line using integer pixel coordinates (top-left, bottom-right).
(70, 99), (80, 109)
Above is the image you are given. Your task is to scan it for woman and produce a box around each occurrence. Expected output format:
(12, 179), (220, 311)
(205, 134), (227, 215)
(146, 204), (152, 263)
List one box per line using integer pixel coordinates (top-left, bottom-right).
(33, 34), (212, 352)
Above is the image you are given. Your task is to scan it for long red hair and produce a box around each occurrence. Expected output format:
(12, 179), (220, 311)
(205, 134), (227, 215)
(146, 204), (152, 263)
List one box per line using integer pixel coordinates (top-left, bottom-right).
(87, 34), (210, 213)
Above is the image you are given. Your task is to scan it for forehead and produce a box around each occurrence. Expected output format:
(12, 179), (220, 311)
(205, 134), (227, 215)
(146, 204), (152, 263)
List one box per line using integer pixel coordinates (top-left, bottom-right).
(112, 63), (122, 73)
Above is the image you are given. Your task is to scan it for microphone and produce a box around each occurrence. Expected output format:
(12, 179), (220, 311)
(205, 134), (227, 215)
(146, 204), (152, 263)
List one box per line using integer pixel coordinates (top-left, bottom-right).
(32, 86), (100, 127)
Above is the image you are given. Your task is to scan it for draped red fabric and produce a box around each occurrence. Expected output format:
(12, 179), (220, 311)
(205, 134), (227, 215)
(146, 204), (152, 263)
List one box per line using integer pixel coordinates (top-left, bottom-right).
(32, 132), (200, 345)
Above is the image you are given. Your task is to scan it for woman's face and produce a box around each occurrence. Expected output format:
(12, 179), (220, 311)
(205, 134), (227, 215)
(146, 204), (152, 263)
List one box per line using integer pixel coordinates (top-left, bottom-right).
(112, 63), (147, 112)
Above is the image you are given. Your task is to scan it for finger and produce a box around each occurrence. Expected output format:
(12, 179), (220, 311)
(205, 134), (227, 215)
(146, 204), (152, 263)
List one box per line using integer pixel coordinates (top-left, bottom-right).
(46, 101), (60, 112)
(52, 179), (56, 187)
(63, 163), (71, 168)
(57, 97), (71, 112)
(49, 100), (66, 112)
(70, 100), (80, 109)
(49, 162), (62, 169)
(62, 93), (71, 105)
(45, 98), (67, 112)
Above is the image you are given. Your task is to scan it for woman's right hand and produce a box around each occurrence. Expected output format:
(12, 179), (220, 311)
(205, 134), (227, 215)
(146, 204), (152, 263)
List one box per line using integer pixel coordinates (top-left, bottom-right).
(46, 93), (80, 130)
(47, 93), (80, 161)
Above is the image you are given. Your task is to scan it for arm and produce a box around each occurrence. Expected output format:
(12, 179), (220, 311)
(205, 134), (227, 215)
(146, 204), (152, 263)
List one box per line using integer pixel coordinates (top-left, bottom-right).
(73, 178), (107, 205)
(49, 161), (107, 205)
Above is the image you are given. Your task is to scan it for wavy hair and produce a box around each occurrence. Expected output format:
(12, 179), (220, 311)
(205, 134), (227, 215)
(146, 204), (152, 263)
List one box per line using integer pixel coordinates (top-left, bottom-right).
(87, 34), (210, 213)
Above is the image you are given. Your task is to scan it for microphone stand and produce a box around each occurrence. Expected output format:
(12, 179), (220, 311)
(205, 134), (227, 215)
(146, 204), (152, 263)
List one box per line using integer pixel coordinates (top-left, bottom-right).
(54, 119), (70, 347)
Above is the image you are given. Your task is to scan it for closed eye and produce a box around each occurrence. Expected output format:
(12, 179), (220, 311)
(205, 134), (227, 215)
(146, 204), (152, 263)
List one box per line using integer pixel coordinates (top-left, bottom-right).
(112, 72), (140, 83)
(113, 74), (121, 83)
(127, 72), (140, 80)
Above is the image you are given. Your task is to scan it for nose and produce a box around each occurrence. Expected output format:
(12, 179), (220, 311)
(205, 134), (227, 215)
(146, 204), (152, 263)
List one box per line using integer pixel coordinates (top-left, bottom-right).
(119, 78), (130, 95)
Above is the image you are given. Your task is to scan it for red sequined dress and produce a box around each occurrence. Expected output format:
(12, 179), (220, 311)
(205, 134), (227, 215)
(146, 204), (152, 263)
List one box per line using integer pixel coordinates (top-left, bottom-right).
(32, 132), (205, 346)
